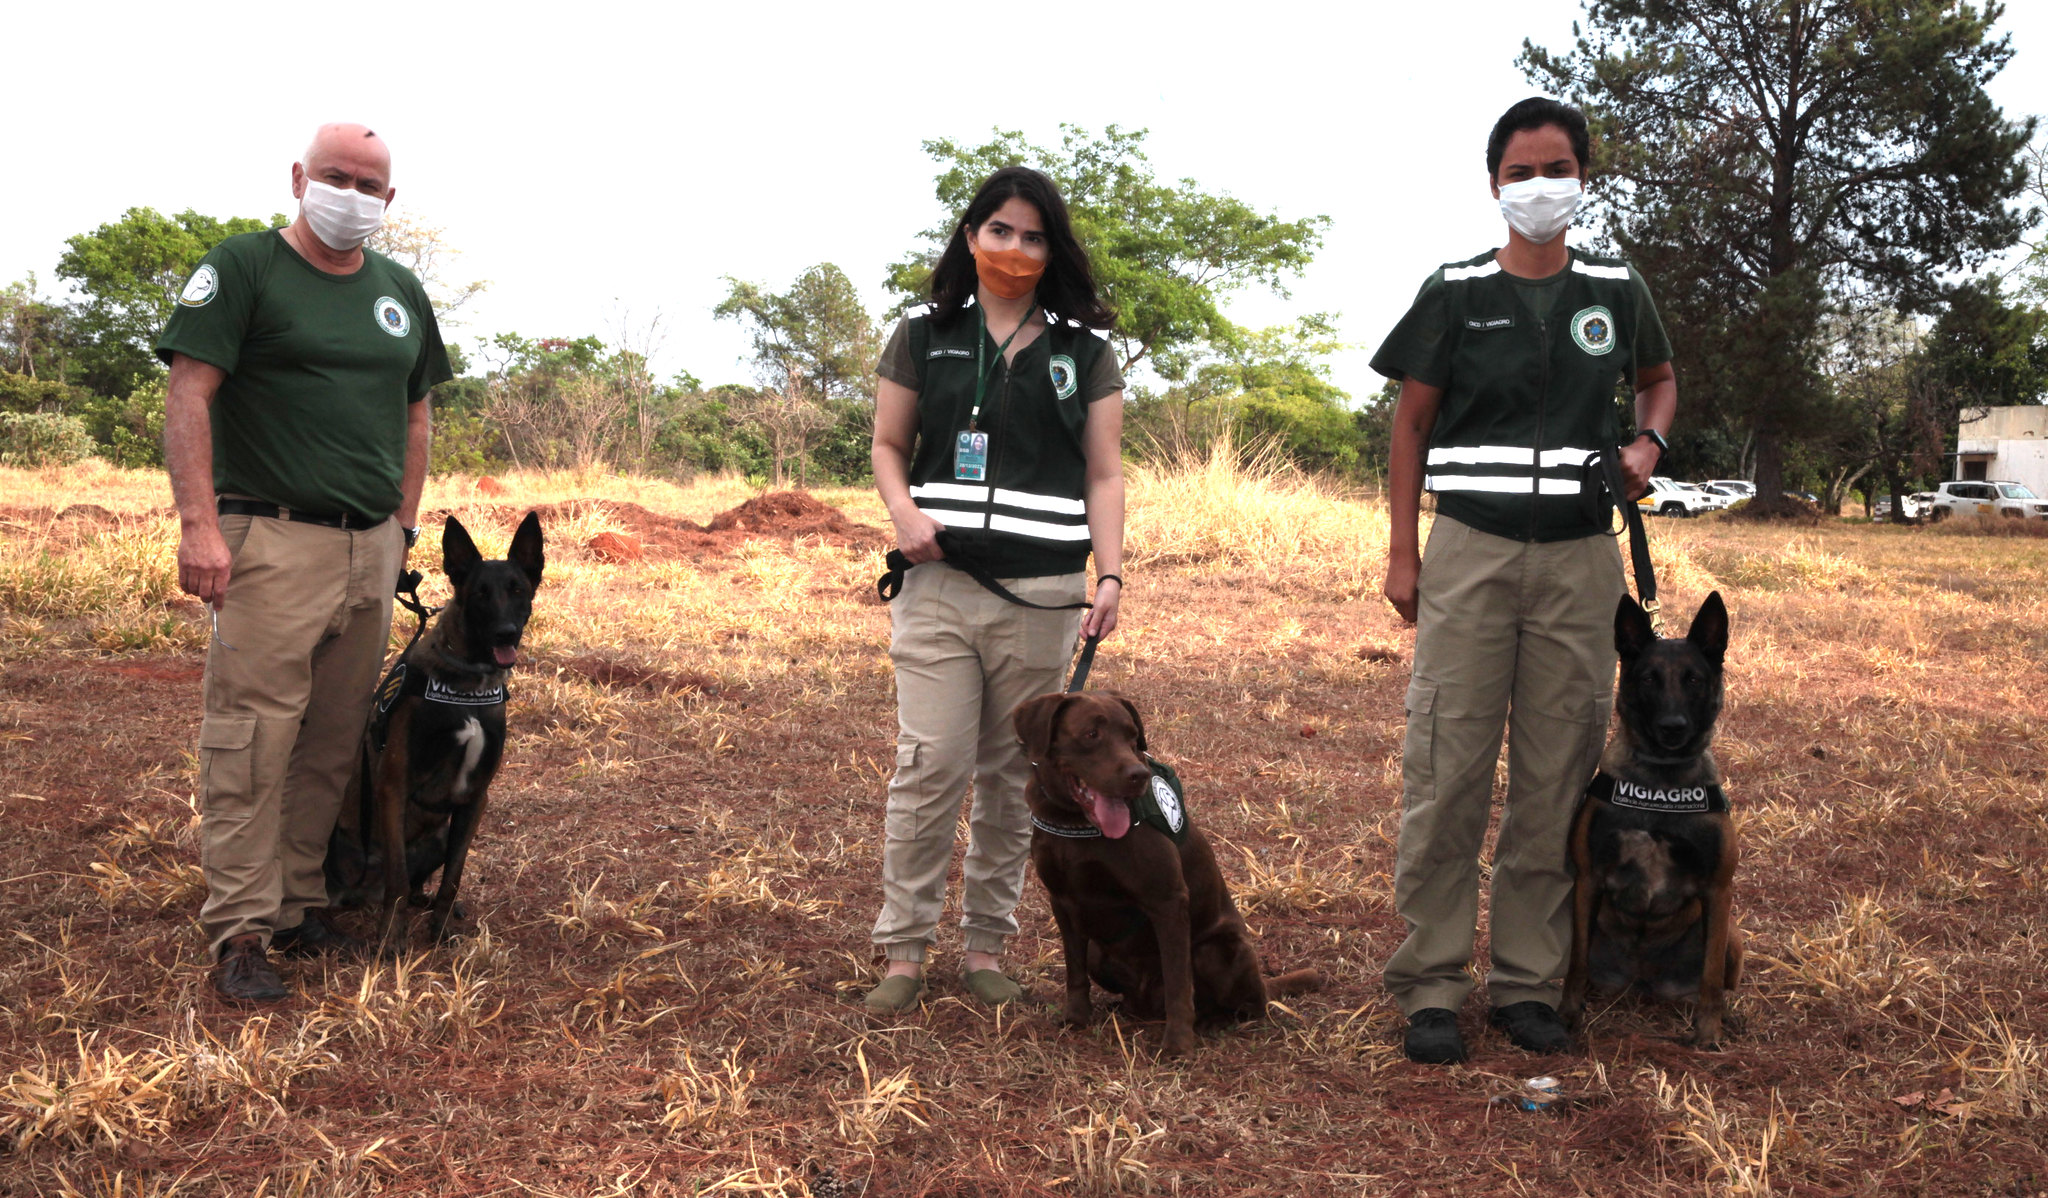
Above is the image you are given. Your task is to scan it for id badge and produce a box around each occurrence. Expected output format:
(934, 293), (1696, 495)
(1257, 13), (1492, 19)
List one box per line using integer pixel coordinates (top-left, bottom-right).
(954, 431), (989, 481)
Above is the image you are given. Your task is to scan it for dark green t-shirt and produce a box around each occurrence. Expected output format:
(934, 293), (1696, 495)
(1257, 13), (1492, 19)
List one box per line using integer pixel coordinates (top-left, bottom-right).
(156, 230), (452, 522)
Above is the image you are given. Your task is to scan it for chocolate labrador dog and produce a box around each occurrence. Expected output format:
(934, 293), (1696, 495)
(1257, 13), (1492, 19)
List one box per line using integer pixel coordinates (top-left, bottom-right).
(1014, 691), (1322, 1057)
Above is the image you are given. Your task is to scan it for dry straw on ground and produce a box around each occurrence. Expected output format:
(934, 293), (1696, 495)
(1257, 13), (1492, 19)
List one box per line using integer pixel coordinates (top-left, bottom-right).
(2, 458), (2046, 1194)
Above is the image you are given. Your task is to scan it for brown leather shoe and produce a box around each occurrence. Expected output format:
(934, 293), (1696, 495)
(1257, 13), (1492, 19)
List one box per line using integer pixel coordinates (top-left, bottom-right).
(213, 934), (288, 1003)
(272, 912), (363, 959)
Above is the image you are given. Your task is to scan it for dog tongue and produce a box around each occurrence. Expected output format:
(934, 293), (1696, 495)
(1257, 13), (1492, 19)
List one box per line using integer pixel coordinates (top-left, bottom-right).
(1077, 782), (1132, 839)
(493, 645), (517, 667)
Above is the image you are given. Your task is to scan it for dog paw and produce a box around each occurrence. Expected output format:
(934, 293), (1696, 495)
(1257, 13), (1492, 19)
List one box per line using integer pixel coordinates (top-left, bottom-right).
(405, 892), (430, 909)
(1160, 1026), (1196, 1058)
(1062, 1000), (1092, 1028)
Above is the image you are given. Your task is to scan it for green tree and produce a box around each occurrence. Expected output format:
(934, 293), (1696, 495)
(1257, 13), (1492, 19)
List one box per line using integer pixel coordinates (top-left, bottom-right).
(887, 125), (1329, 382)
(56, 207), (285, 396)
(715, 264), (881, 402)
(0, 276), (77, 381)
(1523, 0), (2038, 506)
(1128, 316), (1366, 472)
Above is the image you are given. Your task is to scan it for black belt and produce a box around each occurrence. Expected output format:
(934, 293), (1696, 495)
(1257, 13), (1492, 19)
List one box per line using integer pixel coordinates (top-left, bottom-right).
(218, 497), (382, 531)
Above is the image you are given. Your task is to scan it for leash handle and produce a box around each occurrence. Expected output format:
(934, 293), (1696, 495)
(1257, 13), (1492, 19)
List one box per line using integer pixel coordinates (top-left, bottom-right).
(877, 533), (1093, 613)
(1066, 634), (1101, 693)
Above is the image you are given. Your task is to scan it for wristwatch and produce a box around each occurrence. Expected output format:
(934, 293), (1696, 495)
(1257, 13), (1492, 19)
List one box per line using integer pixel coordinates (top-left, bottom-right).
(403, 526), (420, 549)
(1634, 428), (1669, 457)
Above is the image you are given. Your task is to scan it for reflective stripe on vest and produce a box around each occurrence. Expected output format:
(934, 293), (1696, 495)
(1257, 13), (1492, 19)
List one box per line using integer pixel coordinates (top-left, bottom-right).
(1424, 444), (1598, 497)
(909, 482), (1090, 543)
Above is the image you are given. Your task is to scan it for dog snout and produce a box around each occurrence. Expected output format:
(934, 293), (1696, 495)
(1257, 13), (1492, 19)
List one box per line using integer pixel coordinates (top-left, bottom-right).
(1655, 714), (1691, 743)
(492, 623), (523, 645)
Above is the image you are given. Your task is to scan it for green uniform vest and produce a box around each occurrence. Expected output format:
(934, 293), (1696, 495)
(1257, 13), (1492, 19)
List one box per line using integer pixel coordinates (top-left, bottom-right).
(904, 307), (1110, 576)
(1418, 248), (1644, 542)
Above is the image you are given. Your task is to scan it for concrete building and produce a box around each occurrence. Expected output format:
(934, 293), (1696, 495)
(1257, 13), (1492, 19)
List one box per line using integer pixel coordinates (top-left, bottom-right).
(1954, 406), (2048, 494)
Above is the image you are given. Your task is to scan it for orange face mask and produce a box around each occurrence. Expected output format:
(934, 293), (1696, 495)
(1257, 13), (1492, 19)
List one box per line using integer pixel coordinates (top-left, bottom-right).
(974, 245), (1046, 300)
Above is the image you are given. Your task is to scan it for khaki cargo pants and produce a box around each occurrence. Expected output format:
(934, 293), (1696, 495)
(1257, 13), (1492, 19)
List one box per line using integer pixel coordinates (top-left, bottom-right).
(1384, 516), (1624, 1015)
(872, 563), (1086, 964)
(197, 512), (403, 958)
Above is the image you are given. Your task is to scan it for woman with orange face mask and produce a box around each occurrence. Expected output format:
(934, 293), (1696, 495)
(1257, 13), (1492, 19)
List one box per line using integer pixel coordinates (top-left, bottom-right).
(864, 166), (1127, 1013)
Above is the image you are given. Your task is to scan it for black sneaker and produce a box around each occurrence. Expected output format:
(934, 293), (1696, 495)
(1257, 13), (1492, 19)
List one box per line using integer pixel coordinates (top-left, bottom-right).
(272, 913), (363, 959)
(212, 934), (288, 1004)
(1403, 1007), (1467, 1064)
(1490, 1001), (1571, 1054)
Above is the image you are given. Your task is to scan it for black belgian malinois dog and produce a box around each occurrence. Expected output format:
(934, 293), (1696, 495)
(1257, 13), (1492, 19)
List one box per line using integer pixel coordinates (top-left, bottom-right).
(325, 512), (543, 950)
(1561, 591), (1742, 1049)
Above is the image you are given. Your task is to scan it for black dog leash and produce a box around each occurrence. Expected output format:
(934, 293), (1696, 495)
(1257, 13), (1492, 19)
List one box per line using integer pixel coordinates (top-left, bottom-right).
(1066, 635), (1101, 693)
(876, 533), (1093, 613)
(1589, 445), (1661, 633)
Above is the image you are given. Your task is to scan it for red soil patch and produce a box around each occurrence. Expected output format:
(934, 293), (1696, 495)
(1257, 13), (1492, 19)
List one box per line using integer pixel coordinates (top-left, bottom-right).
(586, 530), (643, 563)
(476, 476), (508, 496)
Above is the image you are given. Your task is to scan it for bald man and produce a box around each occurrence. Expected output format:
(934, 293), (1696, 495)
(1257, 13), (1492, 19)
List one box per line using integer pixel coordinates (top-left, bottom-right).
(158, 124), (451, 1002)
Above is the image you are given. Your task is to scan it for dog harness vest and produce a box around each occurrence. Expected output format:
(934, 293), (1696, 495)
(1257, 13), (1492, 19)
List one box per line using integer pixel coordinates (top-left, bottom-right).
(1032, 760), (1191, 844)
(1586, 771), (1728, 815)
(367, 660), (507, 752)
(896, 306), (1118, 578)
(1370, 248), (1672, 543)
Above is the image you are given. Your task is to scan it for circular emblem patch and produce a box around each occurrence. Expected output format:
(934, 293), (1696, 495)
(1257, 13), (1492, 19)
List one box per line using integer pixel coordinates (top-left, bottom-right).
(1150, 773), (1185, 834)
(178, 264), (219, 308)
(373, 296), (411, 338)
(1049, 354), (1078, 401)
(1571, 305), (1615, 356)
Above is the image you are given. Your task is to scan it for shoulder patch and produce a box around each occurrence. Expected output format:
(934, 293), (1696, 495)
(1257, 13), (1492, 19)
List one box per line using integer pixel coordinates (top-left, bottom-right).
(1571, 305), (1616, 356)
(178, 264), (219, 308)
(373, 296), (411, 338)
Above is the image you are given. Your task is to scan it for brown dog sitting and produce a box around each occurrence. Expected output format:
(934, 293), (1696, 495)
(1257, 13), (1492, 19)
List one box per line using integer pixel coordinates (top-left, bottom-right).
(1013, 691), (1322, 1057)
(1561, 592), (1742, 1048)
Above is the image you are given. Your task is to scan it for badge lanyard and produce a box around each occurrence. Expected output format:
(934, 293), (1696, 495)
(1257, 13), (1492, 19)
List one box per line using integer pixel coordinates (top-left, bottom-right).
(956, 305), (1030, 481)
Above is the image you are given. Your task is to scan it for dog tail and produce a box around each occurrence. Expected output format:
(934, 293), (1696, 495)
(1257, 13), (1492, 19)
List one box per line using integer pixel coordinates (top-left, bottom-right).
(1263, 968), (1325, 997)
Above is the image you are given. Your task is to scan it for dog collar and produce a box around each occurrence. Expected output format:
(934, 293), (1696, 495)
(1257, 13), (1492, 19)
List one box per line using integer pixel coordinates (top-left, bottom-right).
(1587, 771), (1727, 814)
(1031, 815), (1104, 838)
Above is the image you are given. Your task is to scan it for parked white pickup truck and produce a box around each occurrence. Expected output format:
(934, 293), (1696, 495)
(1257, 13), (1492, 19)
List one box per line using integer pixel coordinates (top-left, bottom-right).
(1636, 476), (1719, 517)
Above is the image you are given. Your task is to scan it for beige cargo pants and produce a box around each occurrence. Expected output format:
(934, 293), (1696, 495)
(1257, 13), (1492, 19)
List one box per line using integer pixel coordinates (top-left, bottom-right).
(872, 563), (1086, 964)
(1384, 516), (1624, 1015)
(197, 512), (403, 957)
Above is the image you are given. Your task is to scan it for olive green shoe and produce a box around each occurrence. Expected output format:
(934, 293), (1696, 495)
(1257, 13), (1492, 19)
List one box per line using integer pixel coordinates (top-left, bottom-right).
(863, 974), (925, 1014)
(963, 969), (1025, 1007)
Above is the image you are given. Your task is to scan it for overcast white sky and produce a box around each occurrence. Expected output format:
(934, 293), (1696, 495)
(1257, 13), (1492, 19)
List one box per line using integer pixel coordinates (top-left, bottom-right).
(9, 0), (2045, 399)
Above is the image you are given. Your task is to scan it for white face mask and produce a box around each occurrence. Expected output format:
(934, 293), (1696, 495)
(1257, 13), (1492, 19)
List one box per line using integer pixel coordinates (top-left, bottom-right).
(299, 173), (387, 251)
(1497, 176), (1584, 245)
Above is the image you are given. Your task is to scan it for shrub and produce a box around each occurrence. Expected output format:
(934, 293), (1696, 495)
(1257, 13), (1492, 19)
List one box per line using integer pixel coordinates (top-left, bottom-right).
(0, 411), (95, 467)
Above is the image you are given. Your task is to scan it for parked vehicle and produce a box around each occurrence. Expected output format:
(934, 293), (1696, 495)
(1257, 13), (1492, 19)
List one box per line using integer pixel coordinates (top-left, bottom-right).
(1927, 480), (2048, 521)
(1873, 493), (1926, 522)
(1637, 476), (1719, 517)
(1693, 483), (1741, 511)
(1704, 480), (1756, 500)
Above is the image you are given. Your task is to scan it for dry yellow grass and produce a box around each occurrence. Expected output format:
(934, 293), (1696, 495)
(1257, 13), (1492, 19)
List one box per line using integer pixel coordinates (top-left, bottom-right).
(3, 458), (2047, 1194)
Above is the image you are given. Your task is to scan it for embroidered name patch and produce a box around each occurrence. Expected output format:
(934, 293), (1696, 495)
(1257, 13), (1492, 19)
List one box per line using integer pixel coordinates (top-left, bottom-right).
(927, 347), (973, 359)
(424, 676), (506, 707)
(1466, 315), (1514, 331)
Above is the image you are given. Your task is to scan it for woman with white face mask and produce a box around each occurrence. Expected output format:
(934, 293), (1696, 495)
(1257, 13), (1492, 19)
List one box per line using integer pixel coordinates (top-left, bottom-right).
(1368, 98), (1680, 1066)
(863, 166), (1127, 1013)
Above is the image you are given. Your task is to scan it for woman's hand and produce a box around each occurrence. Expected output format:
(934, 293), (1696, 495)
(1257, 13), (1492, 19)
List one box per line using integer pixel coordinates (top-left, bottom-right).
(891, 505), (946, 564)
(1383, 551), (1420, 625)
(1081, 577), (1120, 640)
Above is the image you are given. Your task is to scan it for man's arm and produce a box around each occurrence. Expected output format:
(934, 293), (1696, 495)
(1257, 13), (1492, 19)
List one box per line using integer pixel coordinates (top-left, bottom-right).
(163, 353), (231, 609)
(399, 398), (431, 530)
(1621, 361), (1677, 498)
(1383, 377), (1444, 625)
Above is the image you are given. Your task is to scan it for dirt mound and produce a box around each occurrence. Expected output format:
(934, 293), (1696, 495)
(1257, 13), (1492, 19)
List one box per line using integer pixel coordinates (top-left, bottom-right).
(494, 493), (887, 562)
(587, 530), (644, 563)
(706, 491), (889, 549)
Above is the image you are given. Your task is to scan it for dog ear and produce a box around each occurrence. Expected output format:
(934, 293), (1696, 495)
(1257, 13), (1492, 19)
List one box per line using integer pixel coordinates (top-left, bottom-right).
(1012, 693), (1074, 763)
(1615, 594), (1657, 659)
(1112, 693), (1149, 753)
(442, 516), (482, 589)
(1687, 590), (1728, 667)
(508, 511), (545, 588)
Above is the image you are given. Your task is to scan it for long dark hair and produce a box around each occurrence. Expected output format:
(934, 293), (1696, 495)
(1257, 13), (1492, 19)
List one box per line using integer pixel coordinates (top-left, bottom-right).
(928, 166), (1115, 331)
